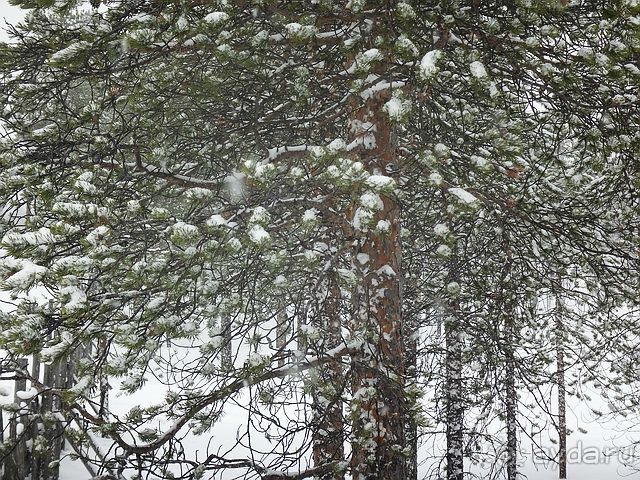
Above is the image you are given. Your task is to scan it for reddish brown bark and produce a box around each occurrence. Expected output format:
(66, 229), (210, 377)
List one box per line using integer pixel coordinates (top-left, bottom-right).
(348, 78), (407, 480)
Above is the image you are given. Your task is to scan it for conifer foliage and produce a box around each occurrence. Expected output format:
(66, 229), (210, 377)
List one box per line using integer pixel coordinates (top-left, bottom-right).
(0, 1), (638, 479)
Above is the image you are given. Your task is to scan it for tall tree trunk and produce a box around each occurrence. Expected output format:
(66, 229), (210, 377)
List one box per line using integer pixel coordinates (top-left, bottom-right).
(505, 314), (518, 480)
(312, 273), (345, 480)
(348, 61), (407, 480)
(444, 304), (464, 480)
(555, 296), (567, 480)
(503, 234), (518, 480)
(404, 303), (419, 480)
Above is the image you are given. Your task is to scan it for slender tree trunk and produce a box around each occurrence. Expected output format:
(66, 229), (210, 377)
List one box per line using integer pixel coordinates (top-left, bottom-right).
(555, 297), (567, 480)
(505, 314), (518, 480)
(405, 305), (419, 480)
(348, 60), (407, 480)
(503, 236), (518, 480)
(275, 305), (290, 368)
(221, 316), (232, 369)
(444, 305), (464, 480)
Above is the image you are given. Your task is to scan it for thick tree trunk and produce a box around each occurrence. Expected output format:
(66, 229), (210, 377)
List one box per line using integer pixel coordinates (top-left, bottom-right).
(444, 306), (464, 480)
(555, 297), (567, 480)
(348, 70), (407, 480)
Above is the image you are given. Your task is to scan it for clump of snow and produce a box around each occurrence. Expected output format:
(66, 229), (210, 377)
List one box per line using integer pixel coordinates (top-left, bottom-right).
(52, 201), (108, 219)
(366, 175), (396, 191)
(383, 96), (410, 122)
(360, 191), (384, 211)
(85, 226), (110, 246)
(469, 61), (488, 79)
(397, 2), (417, 19)
(285, 22), (317, 39)
(248, 225), (270, 244)
(377, 265), (396, 277)
(176, 15), (188, 30)
(289, 166), (305, 177)
(353, 208), (372, 231)
(227, 237), (242, 251)
(15, 388), (37, 401)
(170, 222), (199, 239)
(75, 178), (97, 194)
(41, 335), (73, 363)
(254, 162), (276, 179)
(206, 214), (227, 227)
(436, 244), (452, 258)
(246, 352), (267, 367)
(147, 294), (166, 310)
(396, 35), (418, 55)
(353, 209), (375, 231)
(434, 223), (450, 236)
(447, 281), (461, 295)
(59, 285), (88, 312)
(433, 143), (450, 157)
(328, 138), (346, 152)
(204, 12), (229, 24)
(429, 172), (443, 186)
(250, 206), (269, 225)
(127, 199), (141, 212)
(419, 50), (442, 79)
(356, 253), (370, 265)
(304, 249), (318, 262)
(349, 48), (383, 73)
(361, 48), (382, 63)
(299, 324), (319, 339)
(2, 227), (55, 248)
(362, 133), (376, 150)
(49, 41), (90, 63)
(376, 220), (391, 233)
(3, 260), (48, 290)
(449, 187), (479, 204)
(360, 79), (407, 100)
(471, 155), (489, 169)
(302, 209), (319, 223)
(186, 187), (213, 200)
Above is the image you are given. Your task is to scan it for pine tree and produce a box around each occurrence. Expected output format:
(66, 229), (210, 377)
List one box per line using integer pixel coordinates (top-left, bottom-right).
(0, 1), (638, 479)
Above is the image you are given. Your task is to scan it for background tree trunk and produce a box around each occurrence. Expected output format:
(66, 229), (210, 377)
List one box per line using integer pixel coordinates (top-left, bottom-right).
(555, 296), (567, 480)
(505, 314), (518, 480)
(445, 304), (464, 480)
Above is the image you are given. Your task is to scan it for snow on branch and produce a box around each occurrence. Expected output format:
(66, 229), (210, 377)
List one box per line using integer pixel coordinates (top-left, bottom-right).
(267, 144), (315, 161)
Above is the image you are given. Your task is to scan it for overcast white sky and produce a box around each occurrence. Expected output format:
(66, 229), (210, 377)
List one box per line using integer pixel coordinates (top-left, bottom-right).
(0, 0), (24, 41)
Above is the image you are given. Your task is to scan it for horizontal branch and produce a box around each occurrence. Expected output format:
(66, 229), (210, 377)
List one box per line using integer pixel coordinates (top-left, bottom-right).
(68, 341), (362, 457)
